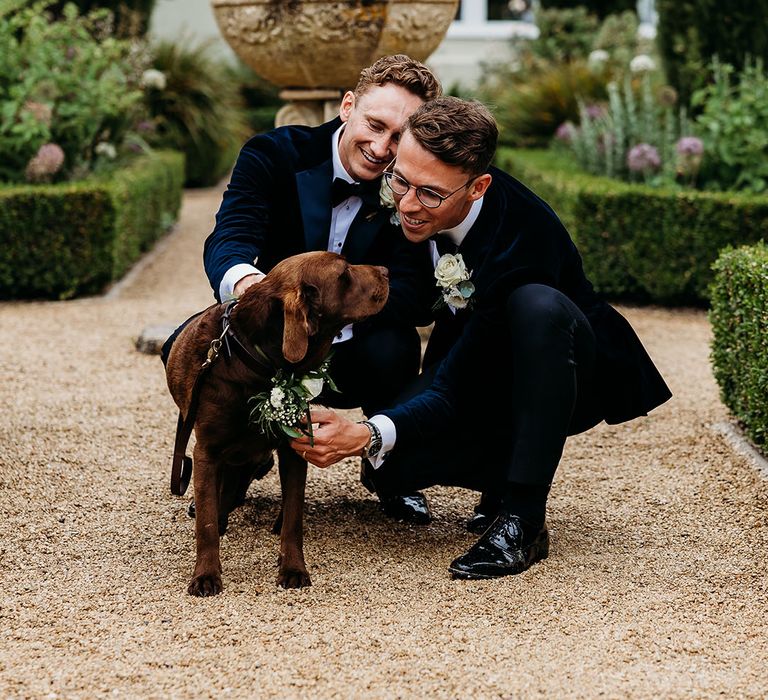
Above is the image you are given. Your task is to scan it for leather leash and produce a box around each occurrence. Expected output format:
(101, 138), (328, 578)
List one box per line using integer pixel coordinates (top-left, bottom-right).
(170, 300), (273, 496)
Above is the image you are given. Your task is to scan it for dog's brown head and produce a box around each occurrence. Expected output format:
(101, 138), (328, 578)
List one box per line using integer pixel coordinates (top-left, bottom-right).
(237, 251), (389, 365)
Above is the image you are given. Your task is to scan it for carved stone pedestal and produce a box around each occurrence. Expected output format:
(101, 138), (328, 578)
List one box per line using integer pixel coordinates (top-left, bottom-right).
(276, 89), (342, 128)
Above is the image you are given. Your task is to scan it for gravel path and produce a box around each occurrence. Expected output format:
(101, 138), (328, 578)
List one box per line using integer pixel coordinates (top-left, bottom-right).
(1, 184), (766, 699)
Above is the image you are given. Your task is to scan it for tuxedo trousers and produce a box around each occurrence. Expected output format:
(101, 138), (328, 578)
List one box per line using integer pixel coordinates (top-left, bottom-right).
(372, 284), (603, 499)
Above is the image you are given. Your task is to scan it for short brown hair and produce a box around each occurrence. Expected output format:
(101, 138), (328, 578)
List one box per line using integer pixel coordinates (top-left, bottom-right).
(354, 54), (442, 102)
(404, 96), (498, 176)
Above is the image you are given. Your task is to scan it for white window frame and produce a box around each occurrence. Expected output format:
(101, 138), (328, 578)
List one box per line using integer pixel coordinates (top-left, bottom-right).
(448, 0), (539, 40)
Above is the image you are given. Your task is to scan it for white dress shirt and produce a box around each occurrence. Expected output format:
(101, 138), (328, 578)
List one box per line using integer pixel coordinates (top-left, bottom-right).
(220, 125), (364, 343)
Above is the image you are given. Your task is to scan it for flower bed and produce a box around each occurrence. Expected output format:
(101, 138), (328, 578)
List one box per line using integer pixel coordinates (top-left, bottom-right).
(500, 148), (768, 305)
(0, 151), (184, 300)
(710, 243), (768, 451)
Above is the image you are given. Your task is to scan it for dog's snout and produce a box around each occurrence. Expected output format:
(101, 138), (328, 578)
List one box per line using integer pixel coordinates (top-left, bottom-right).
(376, 265), (389, 279)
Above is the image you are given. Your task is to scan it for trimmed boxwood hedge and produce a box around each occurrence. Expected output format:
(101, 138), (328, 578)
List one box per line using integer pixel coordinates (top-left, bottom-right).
(710, 243), (768, 451)
(500, 148), (768, 305)
(0, 151), (184, 300)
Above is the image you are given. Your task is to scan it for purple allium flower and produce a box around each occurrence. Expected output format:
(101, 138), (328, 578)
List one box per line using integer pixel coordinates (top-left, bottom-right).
(676, 136), (704, 157)
(627, 143), (661, 173)
(585, 103), (606, 120)
(25, 143), (65, 183)
(555, 121), (576, 143)
(136, 120), (155, 133)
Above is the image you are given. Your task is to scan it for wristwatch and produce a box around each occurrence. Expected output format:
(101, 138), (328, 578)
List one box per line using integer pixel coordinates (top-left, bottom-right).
(359, 420), (383, 459)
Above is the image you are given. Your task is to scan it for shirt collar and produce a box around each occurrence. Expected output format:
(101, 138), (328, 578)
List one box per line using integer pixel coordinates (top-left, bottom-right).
(437, 197), (484, 248)
(331, 125), (355, 184)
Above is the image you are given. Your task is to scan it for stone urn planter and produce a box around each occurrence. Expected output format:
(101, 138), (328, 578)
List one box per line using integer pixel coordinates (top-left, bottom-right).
(211, 0), (459, 125)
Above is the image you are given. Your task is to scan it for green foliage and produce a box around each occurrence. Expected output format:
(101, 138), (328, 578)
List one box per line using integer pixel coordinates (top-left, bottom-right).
(46, 0), (156, 37)
(0, 1), (147, 183)
(692, 58), (768, 194)
(531, 6), (600, 63)
(230, 61), (281, 134)
(500, 148), (768, 304)
(656, 0), (768, 106)
(592, 10), (640, 67)
(0, 151), (184, 299)
(481, 59), (611, 148)
(710, 243), (768, 450)
(144, 39), (250, 187)
(538, 0), (636, 20)
(568, 72), (688, 185)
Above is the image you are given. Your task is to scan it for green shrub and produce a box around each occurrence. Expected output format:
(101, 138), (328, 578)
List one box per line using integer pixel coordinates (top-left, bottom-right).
(500, 148), (768, 304)
(46, 0), (156, 37)
(710, 243), (768, 450)
(539, 0), (636, 20)
(656, 0), (768, 107)
(144, 39), (250, 187)
(0, 2), (148, 184)
(692, 58), (768, 194)
(0, 150), (183, 299)
(531, 6), (600, 63)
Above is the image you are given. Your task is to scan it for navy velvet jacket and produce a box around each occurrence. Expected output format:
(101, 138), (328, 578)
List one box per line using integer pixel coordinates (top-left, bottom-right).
(203, 118), (433, 326)
(381, 165), (672, 446)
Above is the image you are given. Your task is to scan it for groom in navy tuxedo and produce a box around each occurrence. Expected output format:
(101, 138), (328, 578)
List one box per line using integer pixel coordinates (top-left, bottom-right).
(293, 97), (672, 579)
(201, 55), (441, 523)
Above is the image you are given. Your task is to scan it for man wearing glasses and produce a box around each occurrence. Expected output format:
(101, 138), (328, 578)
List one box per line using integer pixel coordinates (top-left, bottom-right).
(293, 97), (671, 579)
(199, 55), (441, 523)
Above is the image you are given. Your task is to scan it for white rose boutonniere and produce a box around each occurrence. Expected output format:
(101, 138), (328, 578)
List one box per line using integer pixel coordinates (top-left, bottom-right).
(379, 178), (400, 225)
(434, 253), (475, 311)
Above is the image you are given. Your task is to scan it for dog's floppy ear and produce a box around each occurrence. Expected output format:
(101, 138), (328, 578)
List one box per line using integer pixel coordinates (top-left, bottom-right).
(282, 283), (320, 363)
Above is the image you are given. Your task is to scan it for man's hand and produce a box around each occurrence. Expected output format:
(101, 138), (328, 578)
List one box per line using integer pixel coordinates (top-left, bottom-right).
(234, 272), (265, 298)
(290, 407), (371, 468)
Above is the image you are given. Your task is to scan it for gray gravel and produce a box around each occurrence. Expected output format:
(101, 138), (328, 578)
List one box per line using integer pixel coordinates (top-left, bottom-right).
(1, 183), (766, 699)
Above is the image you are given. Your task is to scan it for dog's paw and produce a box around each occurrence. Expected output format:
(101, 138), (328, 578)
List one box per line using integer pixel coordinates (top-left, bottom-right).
(277, 567), (312, 589)
(187, 572), (223, 597)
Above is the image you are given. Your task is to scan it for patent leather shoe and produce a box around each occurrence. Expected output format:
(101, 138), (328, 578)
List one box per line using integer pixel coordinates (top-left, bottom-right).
(466, 493), (501, 534)
(379, 492), (432, 525)
(360, 460), (431, 525)
(449, 513), (549, 579)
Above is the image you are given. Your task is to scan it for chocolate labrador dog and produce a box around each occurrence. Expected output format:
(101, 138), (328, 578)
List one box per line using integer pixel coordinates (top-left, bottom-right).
(165, 252), (388, 596)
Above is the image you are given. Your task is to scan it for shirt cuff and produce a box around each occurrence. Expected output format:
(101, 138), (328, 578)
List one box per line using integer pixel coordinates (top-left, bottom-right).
(367, 414), (396, 470)
(220, 263), (264, 301)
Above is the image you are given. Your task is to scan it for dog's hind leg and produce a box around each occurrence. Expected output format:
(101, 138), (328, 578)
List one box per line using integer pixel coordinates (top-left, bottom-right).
(275, 446), (311, 589)
(187, 444), (224, 597)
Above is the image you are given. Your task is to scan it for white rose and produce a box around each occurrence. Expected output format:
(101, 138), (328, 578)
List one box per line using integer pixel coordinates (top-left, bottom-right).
(630, 54), (656, 74)
(434, 253), (468, 288)
(270, 387), (285, 408)
(141, 68), (167, 90)
(444, 288), (469, 309)
(300, 377), (324, 399)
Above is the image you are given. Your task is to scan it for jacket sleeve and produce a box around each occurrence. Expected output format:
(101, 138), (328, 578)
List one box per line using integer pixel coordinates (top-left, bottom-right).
(203, 136), (281, 302)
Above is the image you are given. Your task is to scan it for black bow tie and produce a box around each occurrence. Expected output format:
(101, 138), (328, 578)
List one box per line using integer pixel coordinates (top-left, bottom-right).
(434, 235), (458, 257)
(331, 177), (380, 208)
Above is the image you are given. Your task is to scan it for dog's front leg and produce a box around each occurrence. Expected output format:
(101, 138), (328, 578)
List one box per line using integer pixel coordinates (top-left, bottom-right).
(275, 446), (311, 589)
(187, 443), (223, 596)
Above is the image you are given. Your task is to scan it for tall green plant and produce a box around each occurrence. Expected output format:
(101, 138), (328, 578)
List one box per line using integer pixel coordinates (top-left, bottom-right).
(0, 1), (146, 183)
(656, 0), (768, 106)
(144, 39), (250, 187)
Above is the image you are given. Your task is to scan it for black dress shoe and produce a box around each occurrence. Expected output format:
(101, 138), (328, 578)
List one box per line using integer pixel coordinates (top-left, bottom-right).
(379, 492), (432, 525)
(465, 493), (501, 534)
(449, 513), (549, 579)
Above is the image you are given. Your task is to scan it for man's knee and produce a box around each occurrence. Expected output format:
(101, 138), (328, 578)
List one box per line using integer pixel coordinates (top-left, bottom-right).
(505, 284), (579, 334)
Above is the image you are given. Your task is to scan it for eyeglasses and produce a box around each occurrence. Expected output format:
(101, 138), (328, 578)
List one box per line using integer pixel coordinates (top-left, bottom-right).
(383, 171), (475, 209)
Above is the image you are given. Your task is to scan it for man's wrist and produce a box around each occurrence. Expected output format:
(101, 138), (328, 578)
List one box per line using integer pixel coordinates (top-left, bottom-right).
(358, 420), (382, 458)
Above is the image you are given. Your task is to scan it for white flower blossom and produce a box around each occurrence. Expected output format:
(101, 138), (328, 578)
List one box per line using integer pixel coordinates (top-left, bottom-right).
(588, 49), (610, 66)
(434, 253), (468, 289)
(270, 387), (285, 408)
(443, 288), (469, 309)
(95, 141), (117, 159)
(300, 377), (324, 399)
(141, 68), (167, 90)
(630, 54), (656, 74)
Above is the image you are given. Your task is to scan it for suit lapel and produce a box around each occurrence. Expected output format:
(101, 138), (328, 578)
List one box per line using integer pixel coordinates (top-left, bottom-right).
(296, 159), (333, 251)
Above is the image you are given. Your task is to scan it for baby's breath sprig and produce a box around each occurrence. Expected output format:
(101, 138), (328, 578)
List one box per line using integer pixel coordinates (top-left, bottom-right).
(248, 356), (336, 444)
